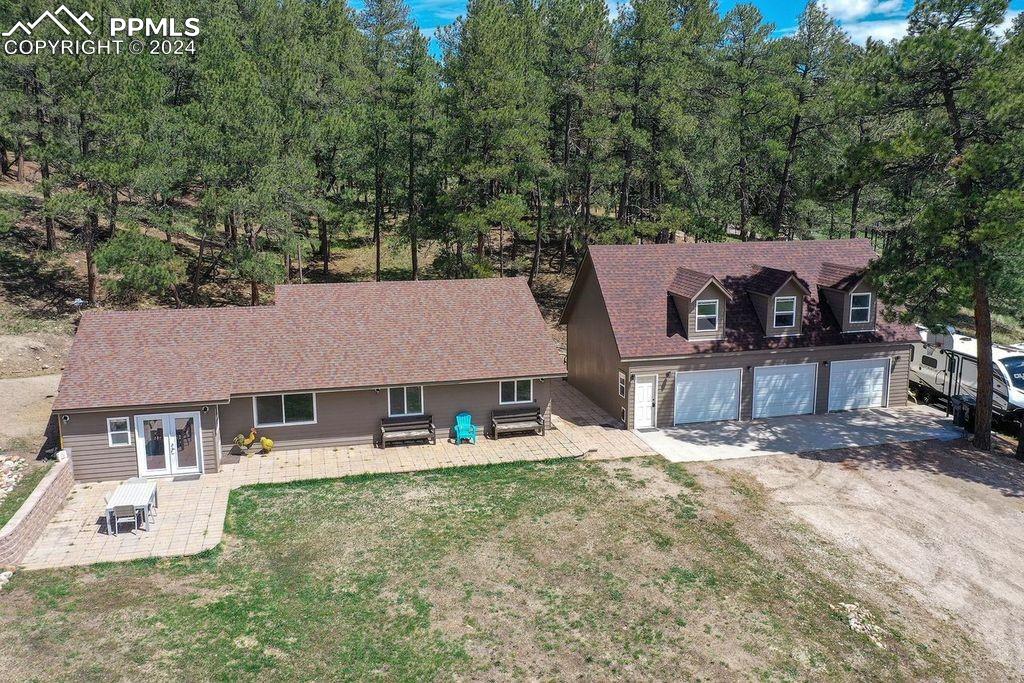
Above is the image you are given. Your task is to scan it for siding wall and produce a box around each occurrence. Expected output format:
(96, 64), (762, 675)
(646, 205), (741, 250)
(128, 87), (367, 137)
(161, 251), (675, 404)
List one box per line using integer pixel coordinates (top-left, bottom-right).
(624, 343), (911, 428)
(683, 286), (728, 342)
(218, 380), (554, 450)
(564, 259), (626, 421)
(749, 280), (807, 337)
(59, 407), (219, 482)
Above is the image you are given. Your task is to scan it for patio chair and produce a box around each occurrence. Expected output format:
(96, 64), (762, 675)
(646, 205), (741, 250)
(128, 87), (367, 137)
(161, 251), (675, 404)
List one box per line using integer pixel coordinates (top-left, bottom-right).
(110, 504), (140, 536)
(453, 411), (477, 445)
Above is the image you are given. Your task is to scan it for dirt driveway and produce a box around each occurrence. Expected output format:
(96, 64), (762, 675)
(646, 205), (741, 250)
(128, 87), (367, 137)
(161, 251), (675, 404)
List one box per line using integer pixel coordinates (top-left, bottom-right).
(714, 438), (1024, 673)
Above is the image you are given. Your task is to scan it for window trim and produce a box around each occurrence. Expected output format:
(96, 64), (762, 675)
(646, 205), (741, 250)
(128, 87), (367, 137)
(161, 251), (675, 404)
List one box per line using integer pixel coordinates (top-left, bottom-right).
(251, 392), (318, 428)
(618, 371), (626, 398)
(106, 416), (132, 447)
(695, 299), (719, 332)
(499, 378), (534, 405)
(387, 385), (424, 417)
(849, 292), (872, 324)
(773, 296), (797, 329)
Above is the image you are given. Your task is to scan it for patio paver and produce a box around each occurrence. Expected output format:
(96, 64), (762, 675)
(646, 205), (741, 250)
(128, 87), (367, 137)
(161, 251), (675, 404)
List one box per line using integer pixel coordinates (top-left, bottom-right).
(21, 381), (654, 570)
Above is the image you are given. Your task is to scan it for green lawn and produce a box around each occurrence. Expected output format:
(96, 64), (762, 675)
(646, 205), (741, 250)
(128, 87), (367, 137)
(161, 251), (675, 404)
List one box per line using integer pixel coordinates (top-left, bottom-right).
(0, 461), (52, 529)
(0, 458), (985, 680)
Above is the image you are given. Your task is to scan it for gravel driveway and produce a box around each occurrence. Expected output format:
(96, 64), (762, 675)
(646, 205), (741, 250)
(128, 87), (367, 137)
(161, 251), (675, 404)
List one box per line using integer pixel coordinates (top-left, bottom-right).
(716, 438), (1024, 673)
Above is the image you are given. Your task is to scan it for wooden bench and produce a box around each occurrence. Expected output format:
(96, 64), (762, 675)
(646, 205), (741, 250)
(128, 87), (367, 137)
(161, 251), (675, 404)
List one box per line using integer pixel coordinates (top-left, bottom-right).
(380, 414), (436, 448)
(490, 406), (545, 439)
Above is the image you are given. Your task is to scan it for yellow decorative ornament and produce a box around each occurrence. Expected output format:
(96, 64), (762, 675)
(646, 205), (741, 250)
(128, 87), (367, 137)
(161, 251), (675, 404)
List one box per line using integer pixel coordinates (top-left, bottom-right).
(260, 436), (274, 454)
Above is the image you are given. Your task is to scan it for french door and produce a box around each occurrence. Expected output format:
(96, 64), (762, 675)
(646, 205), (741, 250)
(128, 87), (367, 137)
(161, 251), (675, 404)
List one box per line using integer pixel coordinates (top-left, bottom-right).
(135, 412), (203, 476)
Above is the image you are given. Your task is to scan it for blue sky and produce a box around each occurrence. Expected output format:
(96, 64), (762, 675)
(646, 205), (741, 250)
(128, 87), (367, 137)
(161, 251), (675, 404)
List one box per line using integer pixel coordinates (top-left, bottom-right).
(365, 0), (1022, 48)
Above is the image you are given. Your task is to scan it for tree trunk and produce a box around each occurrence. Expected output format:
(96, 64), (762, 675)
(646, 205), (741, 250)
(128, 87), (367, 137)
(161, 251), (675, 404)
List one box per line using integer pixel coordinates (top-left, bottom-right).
(85, 211), (99, 304)
(297, 245), (304, 284)
(0, 137), (10, 176)
(250, 281), (259, 306)
(738, 158), (750, 240)
(407, 127), (418, 280)
(192, 232), (207, 305)
(771, 110), (802, 239)
(374, 166), (382, 282)
(15, 137), (25, 182)
(849, 183), (861, 239)
(169, 284), (182, 309)
(285, 252), (292, 283)
(476, 230), (485, 262)
(320, 216), (329, 276)
(108, 189), (119, 236)
(972, 275), (993, 450)
(41, 161), (56, 249)
(528, 184), (543, 288)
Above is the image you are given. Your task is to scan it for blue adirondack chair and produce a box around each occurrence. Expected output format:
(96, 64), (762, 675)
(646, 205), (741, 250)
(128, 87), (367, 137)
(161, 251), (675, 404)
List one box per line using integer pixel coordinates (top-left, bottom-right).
(454, 411), (477, 445)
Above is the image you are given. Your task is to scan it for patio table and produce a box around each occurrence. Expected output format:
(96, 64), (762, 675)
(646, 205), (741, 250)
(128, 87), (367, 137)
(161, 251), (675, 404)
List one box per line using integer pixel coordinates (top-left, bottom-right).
(105, 480), (158, 533)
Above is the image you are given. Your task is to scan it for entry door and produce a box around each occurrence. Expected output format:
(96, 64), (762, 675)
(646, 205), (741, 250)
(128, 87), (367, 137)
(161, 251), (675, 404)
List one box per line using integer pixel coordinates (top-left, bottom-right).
(633, 375), (657, 429)
(135, 412), (203, 476)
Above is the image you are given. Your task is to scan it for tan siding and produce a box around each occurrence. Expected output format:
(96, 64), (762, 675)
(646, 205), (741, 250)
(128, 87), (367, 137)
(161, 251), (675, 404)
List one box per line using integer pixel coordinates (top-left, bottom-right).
(625, 343), (910, 427)
(844, 280), (878, 333)
(565, 258), (625, 420)
(821, 288), (847, 327)
(219, 380), (553, 450)
(686, 286), (728, 342)
(59, 407), (219, 483)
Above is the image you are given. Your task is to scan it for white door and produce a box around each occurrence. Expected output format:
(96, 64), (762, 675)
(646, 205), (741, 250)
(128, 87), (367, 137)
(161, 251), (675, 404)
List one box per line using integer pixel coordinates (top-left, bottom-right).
(828, 359), (889, 411)
(753, 364), (816, 418)
(634, 375), (657, 429)
(135, 412), (203, 476)
(674, 368), (741, 425)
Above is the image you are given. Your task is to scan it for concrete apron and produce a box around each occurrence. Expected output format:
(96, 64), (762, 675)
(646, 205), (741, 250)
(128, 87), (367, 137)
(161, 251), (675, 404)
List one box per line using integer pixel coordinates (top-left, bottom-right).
(635, 404), (962, 463)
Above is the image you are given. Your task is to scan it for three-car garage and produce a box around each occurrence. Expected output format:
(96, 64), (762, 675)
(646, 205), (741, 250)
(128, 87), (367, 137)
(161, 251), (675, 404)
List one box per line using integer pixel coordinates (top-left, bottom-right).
(662, 357), (893, 427)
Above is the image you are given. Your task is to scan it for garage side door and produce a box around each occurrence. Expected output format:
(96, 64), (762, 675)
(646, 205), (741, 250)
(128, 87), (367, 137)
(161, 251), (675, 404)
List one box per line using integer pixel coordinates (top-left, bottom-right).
(674, 369), (741, 425)
(828, 359), (889, 411)
(753, 364), (816, 418)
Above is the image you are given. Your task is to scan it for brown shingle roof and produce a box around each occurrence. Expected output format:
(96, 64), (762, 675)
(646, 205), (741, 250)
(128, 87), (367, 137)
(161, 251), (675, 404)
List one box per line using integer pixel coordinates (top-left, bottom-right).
(54, 278), (566, 411)
(745, 265), (810, 296)
(581, 239), (916, 359)
(667, 267), (732, 301)
(819, 261), (866, 291)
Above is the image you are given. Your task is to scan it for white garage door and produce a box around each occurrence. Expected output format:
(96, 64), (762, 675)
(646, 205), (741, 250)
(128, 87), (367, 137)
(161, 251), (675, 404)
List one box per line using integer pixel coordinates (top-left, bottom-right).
(828, 359), (889, 411)
(674, 369), (741, 425)
(753, 364), (816, 418)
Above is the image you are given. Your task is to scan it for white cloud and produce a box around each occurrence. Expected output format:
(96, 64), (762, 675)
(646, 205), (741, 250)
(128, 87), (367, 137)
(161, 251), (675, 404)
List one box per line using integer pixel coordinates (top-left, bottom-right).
(842, 17), (908, 43)
(841, 7), (1022, 45)
(821, 0), (904, 22)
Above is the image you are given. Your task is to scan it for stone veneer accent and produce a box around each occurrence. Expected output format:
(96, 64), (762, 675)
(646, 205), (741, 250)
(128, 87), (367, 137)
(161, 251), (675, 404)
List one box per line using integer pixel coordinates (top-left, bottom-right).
(0, 459), (73, 568)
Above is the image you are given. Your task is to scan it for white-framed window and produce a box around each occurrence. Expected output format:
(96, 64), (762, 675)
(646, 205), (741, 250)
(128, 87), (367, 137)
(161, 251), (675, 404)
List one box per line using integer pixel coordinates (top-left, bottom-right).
(388, 386), (424, 416)
(499, 379), (533, 404)
(695, 299), (719, 331)
(773, 296), (796, 328)
(106, 417), (132, 447)
(253, 392), (317, 427)
(850, 292), (872, 323)
(618, 371), (627, 398)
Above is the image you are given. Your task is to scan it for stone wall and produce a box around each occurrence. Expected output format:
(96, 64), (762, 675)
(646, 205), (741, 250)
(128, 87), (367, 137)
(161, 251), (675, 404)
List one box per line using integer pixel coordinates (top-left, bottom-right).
(0, 458), (73, 568)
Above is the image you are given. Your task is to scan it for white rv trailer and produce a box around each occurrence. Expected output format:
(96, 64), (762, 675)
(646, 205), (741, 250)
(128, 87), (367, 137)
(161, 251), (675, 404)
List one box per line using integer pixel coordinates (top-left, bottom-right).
(909, 325), (1024, 418)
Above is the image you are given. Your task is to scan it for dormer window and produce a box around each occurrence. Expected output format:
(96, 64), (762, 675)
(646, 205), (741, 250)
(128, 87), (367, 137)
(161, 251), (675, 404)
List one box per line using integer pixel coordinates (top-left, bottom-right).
(773, 296), (796, 328)
(850, 292), (871, 323)
(695, 300), (719, 331)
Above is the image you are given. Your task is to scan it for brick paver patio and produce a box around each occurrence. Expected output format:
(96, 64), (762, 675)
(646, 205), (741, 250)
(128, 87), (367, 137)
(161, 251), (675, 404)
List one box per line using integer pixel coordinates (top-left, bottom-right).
(21, 381), (653, 569)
